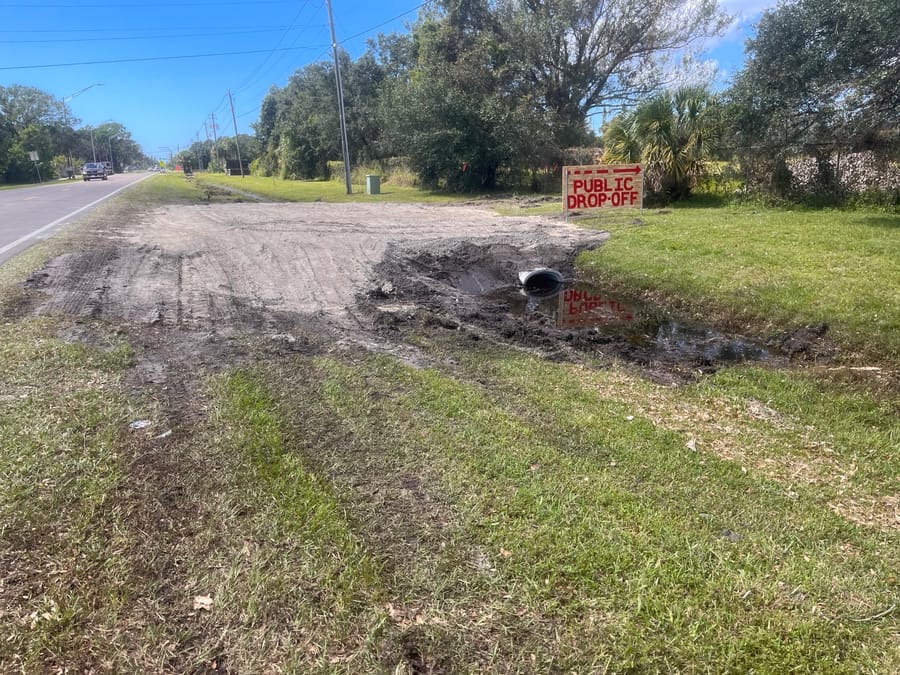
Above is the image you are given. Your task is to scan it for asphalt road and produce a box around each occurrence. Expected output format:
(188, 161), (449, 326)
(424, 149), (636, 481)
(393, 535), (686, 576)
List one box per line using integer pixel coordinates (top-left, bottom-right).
(0, 171), (151, 266)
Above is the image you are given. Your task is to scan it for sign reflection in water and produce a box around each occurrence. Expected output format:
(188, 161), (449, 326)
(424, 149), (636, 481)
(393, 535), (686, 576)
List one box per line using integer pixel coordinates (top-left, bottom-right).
(520, 283), (769, 363)
(557, 288), (635, 328)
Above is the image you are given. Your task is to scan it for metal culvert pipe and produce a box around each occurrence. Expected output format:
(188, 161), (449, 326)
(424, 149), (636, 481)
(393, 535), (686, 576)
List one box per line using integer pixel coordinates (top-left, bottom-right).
(518, 268), (564, 298)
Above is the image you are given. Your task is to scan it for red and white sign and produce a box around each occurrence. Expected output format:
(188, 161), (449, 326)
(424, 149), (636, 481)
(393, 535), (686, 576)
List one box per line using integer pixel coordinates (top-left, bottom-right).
(563, 164), (643, 215)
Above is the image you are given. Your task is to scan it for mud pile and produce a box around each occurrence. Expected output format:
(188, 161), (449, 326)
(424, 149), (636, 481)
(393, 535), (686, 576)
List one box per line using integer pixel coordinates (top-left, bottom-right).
(362, 237), (791, 383)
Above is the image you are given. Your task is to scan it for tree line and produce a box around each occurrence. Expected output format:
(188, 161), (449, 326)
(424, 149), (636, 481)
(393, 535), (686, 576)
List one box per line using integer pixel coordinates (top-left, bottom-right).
(254, 0), (728, 191)
(0, 85), (149, 183)
(253, 0), (898, 203)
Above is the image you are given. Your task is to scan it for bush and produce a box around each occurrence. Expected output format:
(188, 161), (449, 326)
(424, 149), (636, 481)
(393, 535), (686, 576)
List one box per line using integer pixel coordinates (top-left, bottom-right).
(327, 158), (419, 188)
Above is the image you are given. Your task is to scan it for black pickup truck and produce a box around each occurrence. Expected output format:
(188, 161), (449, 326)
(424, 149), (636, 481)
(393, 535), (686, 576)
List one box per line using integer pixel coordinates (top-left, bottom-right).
(82, 162), (107, 181)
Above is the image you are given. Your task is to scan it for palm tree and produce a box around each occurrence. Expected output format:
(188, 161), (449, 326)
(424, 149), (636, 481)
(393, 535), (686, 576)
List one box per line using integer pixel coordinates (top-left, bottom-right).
(603, 86), (721, 201)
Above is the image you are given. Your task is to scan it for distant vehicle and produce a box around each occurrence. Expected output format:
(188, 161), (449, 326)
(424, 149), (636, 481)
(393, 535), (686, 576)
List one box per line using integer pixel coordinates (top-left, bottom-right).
(82, 162), (107, 181)
(102, 161), (113, 175)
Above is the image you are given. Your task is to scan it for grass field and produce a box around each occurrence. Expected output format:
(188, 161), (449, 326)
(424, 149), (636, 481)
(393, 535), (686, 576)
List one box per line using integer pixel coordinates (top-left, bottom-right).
(196, 172), (465, 204)
(0, 180), (896, 672)
(574, 203), (900, 363)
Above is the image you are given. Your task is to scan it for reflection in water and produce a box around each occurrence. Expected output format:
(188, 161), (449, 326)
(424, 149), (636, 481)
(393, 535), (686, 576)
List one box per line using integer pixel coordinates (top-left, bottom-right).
(652, 321), (770, 362)
(489, 282), (771, 363)
(557, 288), (634, 327)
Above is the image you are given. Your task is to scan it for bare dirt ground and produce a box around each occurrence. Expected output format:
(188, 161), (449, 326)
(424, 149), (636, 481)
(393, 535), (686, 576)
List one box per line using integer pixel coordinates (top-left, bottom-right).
(22, 196), (797, 390)
(19, 199), (625, 402)
(23, 201), (606, 342)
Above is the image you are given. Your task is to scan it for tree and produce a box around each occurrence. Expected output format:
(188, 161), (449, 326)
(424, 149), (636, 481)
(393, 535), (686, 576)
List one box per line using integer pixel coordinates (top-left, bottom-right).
(0, 85), (66, 131)
(256, 0), (728, 188)
(603, 86), (722, 201)
(376, 0), (728, 189)
(493, 0), (729, 146)
(0, 85), (70, 181)
(255, 52), (388, 180)
(727, 0), (900, 194)
(378, 7), (548, 190)
(92, 122), (140, 172)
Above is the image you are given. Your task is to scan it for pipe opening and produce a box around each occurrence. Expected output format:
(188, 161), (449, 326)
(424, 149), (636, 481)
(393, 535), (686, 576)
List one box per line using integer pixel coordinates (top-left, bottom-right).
(518, 268), (564, 298)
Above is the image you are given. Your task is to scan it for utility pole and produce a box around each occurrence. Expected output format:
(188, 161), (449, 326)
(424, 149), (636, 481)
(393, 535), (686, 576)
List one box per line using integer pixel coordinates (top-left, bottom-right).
(61, 83), (103, 178)
(204, 121), (212, 172)
(107, 135), (117, 172)
(209, 113), (221, 172)
(326, 0), (352, 194)
(226, 91), (244, 178)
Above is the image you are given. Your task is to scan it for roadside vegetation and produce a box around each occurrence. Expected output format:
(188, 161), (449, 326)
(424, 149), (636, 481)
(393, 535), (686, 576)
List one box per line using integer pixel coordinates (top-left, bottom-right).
(578, 205), (900, 363)
(1, 169), (897, 671)
(195, 173), (465, 204)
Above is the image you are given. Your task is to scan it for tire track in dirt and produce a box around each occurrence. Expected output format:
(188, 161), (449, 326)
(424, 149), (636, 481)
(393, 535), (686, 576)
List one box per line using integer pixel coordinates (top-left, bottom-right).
(27, 201), (601, 337)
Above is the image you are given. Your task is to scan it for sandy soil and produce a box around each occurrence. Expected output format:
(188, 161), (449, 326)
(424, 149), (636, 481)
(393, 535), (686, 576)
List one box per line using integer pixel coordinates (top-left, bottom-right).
(25, 201), (607, 336)
(21, 197), (809, 388)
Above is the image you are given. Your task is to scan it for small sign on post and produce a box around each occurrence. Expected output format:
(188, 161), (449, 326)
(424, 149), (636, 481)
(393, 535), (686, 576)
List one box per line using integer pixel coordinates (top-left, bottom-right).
(28, 150), (42, 183)
(563, 164), (643, 220)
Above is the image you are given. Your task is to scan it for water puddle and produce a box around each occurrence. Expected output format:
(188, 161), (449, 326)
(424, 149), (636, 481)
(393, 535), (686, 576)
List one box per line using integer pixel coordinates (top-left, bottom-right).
(484, 283), (773, 364)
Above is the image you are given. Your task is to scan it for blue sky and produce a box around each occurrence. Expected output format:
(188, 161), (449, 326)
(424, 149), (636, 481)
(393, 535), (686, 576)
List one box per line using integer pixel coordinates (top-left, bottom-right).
(0, 0), (774, 158)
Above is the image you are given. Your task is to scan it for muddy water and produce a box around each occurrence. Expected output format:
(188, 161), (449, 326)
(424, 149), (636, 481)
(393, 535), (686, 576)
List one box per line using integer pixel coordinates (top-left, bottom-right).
(484, 283), (774, 364)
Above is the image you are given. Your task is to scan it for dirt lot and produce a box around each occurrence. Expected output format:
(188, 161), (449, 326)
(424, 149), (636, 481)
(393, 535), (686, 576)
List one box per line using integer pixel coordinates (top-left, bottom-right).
(24, 200), (604, 333)
(21, 196), (794, 390)
(17, 200), (620, 392)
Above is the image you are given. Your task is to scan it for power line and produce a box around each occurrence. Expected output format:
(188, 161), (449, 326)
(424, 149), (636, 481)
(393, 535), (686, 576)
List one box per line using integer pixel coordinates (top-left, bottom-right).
(0, 1), (293, 6)
(0, 25), (289, 33)
(0, 45), (330, 71)
(338, 2), (428, 45)
(0, 28), (300, 45)
(233, 1), (429, 99)
(232, 0), (319, 94)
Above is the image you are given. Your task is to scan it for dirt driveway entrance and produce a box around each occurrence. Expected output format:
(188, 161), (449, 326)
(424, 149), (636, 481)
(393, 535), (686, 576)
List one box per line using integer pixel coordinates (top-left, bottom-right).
(25, 201), (606, 334)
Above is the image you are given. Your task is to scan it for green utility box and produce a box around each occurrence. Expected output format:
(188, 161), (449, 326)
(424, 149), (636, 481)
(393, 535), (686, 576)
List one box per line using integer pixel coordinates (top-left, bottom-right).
(366, 174), (381, 195)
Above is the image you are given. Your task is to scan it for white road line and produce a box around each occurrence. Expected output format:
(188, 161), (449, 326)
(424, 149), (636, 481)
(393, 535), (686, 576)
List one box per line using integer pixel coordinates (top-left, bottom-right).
(0, 175), (152, 257)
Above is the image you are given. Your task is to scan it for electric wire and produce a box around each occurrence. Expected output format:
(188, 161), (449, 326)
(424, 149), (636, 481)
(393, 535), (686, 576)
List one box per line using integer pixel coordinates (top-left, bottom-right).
(0, 28), (295, 45)
(232, 0), (319, 94)
(0, 1), (293, 7)
(338, 2), (428, 45)
(0, 3), (430, 71)
(0, 25), (289, 33)
(0, 45), (330, 71)
(233, 1), (329, 96)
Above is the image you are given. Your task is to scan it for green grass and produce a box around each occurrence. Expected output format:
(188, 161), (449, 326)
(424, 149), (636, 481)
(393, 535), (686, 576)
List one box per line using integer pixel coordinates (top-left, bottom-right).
(196, 173), (467, 203)
(245, 347), (899, 672)
(123, 172), (225, 205)
(0, 319), (138, 671)
(574, 205), (900, 362)
(0, 175), (897, 671)
(4, 324), (894, 670)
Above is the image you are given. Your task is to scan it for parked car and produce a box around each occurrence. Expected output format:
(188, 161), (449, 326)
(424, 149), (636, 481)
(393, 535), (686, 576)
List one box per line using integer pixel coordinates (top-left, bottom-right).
(82, 162), (108, 181)
(102, 161), (113, 175)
